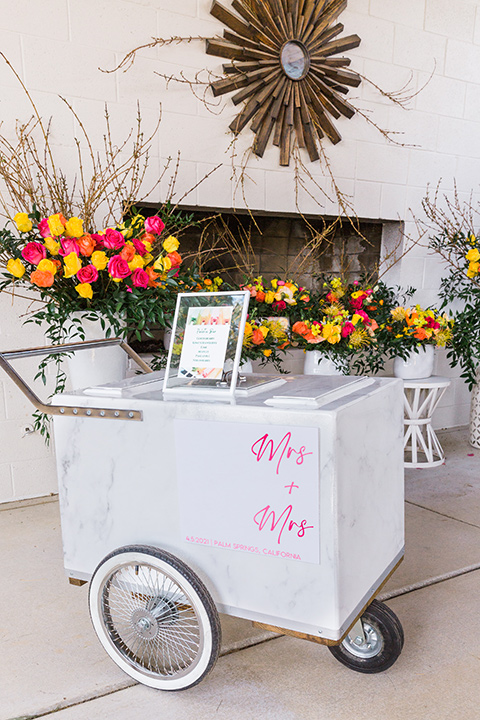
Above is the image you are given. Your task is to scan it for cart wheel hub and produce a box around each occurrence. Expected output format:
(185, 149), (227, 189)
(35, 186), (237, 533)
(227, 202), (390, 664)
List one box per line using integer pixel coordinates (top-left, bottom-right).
(343, 621), (383, 659)
(131, 609), (158, 639)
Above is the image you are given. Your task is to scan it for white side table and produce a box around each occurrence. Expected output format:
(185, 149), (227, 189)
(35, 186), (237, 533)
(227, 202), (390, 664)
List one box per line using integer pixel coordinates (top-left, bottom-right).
(402, 377), (451, 468)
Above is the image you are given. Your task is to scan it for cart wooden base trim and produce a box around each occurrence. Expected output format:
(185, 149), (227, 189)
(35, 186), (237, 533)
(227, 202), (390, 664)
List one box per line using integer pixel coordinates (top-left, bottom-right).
(252, 552), (404, 646)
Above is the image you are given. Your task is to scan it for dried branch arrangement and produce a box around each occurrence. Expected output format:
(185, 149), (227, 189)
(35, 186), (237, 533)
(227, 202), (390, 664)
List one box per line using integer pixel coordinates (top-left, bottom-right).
(0, 53), (169, 231)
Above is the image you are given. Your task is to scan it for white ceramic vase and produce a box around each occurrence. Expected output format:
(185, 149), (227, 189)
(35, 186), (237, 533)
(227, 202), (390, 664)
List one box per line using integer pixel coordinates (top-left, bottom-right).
(469, 368), (480, 449)
(393, 345), (435, 380)
(303, 351), (343, 376)
(65, 313), (127, 390)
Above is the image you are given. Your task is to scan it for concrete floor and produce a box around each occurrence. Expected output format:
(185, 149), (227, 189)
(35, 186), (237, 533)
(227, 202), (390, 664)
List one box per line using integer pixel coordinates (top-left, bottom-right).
(1, 427), (479, 720)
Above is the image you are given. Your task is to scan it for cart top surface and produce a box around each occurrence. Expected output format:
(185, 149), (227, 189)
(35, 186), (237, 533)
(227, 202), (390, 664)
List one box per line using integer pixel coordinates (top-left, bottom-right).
(58, 372), (400, 414)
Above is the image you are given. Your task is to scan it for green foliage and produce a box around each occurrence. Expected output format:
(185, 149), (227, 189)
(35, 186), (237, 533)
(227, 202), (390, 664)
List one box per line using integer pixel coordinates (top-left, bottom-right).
(429, 228), (480, 389)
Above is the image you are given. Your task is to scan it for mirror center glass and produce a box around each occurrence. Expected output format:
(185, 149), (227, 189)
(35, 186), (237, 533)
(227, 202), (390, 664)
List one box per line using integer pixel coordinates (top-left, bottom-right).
(280, 41), (310, 80)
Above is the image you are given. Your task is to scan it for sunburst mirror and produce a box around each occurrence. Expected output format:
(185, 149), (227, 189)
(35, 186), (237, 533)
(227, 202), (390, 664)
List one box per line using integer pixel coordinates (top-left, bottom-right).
(206, 0), (361, 166)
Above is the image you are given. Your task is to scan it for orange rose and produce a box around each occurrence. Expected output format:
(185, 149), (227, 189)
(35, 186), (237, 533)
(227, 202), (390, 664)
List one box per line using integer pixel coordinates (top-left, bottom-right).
(141, 232), (156, 244)
(120, 243), (136, 262)
(292, 321), (309, 338)
(256, 290), (266, 302)
(252, 328), (265, 345)
(30, 269), (54, 287)
(167, 250), (182, 268)
(413, 328), (428, 340)
(77, 234), (96, 257)
(145, 266), (160, 287)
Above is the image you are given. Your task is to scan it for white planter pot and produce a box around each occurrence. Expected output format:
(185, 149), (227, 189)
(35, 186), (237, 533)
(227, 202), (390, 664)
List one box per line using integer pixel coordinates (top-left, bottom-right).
(163, 329), (172, 351)
(393, 345), (435, 380)
(65, 313), (127, 390)
(303, 351), (343, 376)
(469, 368), (480, 449)
(239, 359), (253, 373)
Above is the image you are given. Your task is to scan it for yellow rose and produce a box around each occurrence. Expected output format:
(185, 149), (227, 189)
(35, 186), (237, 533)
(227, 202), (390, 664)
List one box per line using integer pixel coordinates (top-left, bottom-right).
(13, 212), (32, 233)
(467, 262), (480, 278)
(271, 278), (278, 290)
(263, 349), (272, 357)
(6, 258), (25, 278)
(64, 217), (84, 238)
(37, 259), (57, 275)
(466, 248), (480, 263)
(128, 255), (145, 271)
(153, 255), (172, 272)
(47, 214), (66, 236)
(117, 222), (133, 239)
(322, 323), (341, 344)
(162, 235), (179, 253)
(264, 290), (275, 304)
(352, 313), (363, 325)
(143, 253), (154, 265)
(44, 236), (60, 255)
(91, 251), (108, 270)
(258, 325), (269, 338)
(63, 252), (82, 278)
(75, 283), (93, 299)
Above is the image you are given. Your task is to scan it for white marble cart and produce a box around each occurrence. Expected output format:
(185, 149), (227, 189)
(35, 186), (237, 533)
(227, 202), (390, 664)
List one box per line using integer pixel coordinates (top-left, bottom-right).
(0, 341), (406, 690)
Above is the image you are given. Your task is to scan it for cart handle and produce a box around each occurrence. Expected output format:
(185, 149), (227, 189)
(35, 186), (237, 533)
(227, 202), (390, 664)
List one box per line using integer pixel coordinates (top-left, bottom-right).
(0, 339), (154, 422)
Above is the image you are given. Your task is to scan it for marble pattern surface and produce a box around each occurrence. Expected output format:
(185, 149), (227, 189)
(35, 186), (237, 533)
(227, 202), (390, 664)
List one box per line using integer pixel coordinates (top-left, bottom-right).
(54, 375), (404, 641)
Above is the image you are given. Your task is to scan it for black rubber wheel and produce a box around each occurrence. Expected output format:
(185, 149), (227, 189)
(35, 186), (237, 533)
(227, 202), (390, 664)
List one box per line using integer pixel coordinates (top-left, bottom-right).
(328, 600), (403, 674)
(89, 545), (221, 690)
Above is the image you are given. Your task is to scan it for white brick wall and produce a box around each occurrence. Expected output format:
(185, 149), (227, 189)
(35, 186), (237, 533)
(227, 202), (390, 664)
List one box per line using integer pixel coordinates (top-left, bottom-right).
(0, 0), (479, 500)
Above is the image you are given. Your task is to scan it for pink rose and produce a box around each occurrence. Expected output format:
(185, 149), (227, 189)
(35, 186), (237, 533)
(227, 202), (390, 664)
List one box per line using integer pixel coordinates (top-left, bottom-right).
(355, 309), (369, 322)
(77, 265), (99, 284)
(350, 297), (364, 309)
(132, 238), (147, 256)
(341, 322), (355, 337)
(108, 255), (131, 279)
(131, 268), (149, 288)
(38, 219), (51, 238)
(21, 242), (47, 265)
(144, 215), (165, 235)
(59, 238), (80, 257)
(103, 228), (125, 250)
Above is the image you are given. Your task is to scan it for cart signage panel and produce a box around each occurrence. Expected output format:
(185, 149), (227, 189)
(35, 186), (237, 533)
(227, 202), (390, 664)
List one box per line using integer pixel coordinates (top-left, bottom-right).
(175, 420), (320, 564)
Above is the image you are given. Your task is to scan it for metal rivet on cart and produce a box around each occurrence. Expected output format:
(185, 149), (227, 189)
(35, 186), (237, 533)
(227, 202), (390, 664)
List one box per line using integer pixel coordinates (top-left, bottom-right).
(73, 409), (78, 415)
(60, 408), (65, 414)
(114, 411), (120, 417)
(86, 410), (91, 416)
(128, 412), (134, 418)
(100, 411), (105, 417)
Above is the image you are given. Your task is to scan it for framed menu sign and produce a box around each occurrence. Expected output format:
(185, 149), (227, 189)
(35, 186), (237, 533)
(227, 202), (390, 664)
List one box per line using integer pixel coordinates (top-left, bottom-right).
(163, 291), (250, 397)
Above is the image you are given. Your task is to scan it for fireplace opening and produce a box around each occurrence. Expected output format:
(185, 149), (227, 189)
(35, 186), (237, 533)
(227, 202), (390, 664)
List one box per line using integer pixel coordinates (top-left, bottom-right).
(134, 204), (402, 353)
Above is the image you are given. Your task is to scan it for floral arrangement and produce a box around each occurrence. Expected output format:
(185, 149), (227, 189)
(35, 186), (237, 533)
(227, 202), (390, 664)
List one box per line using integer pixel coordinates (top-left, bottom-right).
(242, 318), (289, 372)
(0, 209), (183, 341)
(383, 305), (453, 353)
(0, 207), (187, 439)
(427, 225), (480, 388)
(290, 277), (380, 373)
(241, 276), (312, 320)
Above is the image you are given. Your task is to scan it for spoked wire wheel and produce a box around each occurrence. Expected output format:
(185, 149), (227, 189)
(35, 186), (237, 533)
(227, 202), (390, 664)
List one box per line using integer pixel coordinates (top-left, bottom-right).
(89, 545), (221, 690)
